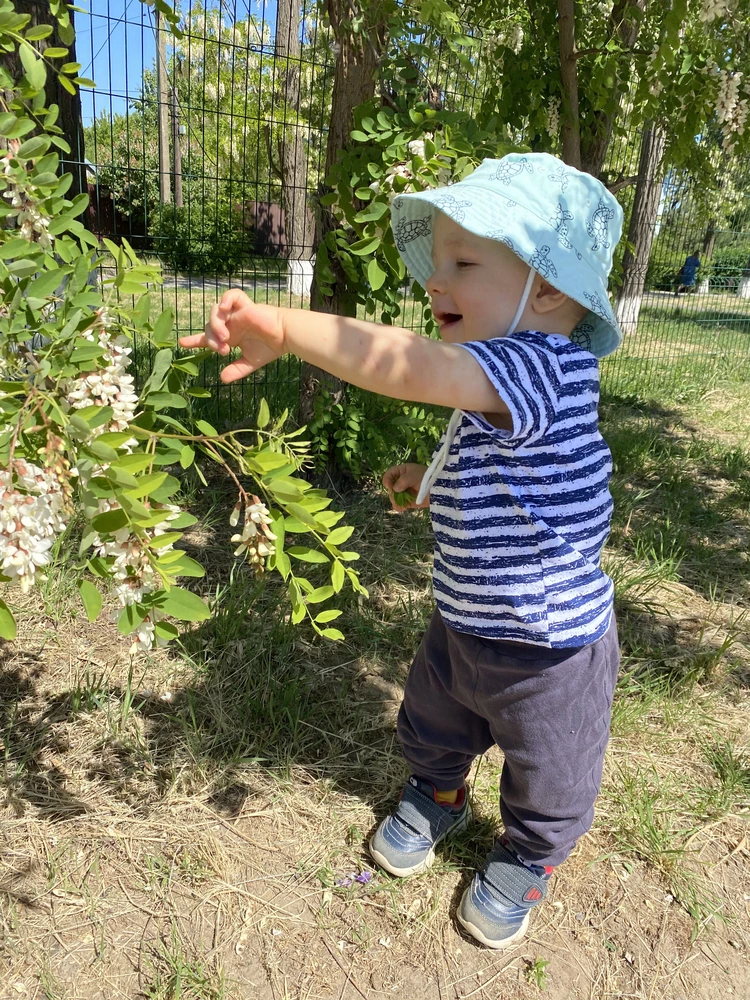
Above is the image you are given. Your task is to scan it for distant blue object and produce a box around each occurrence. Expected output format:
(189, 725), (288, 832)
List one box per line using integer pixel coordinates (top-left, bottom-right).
(679, 254), (701, 286)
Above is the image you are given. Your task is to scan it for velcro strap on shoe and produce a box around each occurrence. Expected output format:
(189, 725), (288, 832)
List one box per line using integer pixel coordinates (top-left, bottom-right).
(395, 781), (460, 841)
(483, 842), (548, 910)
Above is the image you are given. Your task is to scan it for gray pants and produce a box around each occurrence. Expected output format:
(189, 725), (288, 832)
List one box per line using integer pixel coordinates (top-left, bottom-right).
(397, 609), (620, 868)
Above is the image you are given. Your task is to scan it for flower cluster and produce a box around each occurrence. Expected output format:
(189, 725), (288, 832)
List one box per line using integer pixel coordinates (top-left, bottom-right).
(715, 70), (747, 150)
(230, 496), (276, 572)
(700, 0), (730, 23)
(93, 502), (181, 652)
(1, 144), (55, 249)
(64, 312), (139, 433)
(0, 462), (67, 594)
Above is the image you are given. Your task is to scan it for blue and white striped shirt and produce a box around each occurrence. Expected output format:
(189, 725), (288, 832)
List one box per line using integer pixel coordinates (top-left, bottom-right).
(430, 331), (614, 648)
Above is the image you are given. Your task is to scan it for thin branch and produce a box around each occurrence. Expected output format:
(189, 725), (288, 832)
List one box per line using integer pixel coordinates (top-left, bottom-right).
(607, 174), (638, 193)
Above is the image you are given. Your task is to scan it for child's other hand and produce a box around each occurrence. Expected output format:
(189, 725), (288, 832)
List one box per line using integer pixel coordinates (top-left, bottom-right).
(382, 463), (429, 511)
(178, 289), (286, 384)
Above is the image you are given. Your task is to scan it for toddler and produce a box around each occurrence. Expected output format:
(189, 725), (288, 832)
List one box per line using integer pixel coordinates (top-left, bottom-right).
(180, 152), (623, 949)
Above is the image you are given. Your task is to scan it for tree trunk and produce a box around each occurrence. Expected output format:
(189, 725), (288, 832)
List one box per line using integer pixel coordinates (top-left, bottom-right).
(580, 0), (646, 179)
(614, 125), (667, 337)
(299, 0), (388, 422)
(557, 0), (581, 169)
(697, 218), (716, 293)
(275, 0), (315, 298)
(1, 2), (86, 202)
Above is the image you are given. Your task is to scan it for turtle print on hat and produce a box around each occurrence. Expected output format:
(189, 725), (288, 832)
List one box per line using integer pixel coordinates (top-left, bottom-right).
(584, 290), (607, 317)
(432, 194), (473, 224)
(491, 156), (534, 184)
(587, 198), (616, 252)
(389, 152), (624, 358)
(550, 203), (582, 260)
(529, 245), (557, 279)
(570, 322), (594, 352)
(394, 216), (432, 252)
(547, 164), (570, 193)
(486, 231), (517, 253)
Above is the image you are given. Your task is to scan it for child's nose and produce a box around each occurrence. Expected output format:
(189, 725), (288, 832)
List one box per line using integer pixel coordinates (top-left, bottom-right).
(425, 269), (444, 295)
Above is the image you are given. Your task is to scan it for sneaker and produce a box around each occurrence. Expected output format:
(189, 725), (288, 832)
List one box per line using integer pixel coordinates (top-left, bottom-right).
(369, 776), (471, 877)
(457, 838), (552, 949)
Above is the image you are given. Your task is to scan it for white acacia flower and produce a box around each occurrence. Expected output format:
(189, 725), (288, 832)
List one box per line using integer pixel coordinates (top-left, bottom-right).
(0, 465), (67, 592)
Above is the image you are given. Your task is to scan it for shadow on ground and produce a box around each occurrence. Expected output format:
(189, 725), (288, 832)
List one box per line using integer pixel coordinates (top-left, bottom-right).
(3, 394), (748, 828)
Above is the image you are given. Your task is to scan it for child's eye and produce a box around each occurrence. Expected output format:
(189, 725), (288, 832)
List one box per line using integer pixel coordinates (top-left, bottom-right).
(456, 260), (475, 270)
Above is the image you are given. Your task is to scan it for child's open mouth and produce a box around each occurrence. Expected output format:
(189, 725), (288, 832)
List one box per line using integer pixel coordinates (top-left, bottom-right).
(436, 311), (463, 330)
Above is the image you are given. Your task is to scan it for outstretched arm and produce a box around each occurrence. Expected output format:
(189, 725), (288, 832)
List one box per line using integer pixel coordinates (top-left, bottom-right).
(178, 290), (509, 418)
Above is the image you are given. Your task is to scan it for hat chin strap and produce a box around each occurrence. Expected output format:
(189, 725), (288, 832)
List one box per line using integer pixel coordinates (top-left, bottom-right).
(416, 267), (536, 506)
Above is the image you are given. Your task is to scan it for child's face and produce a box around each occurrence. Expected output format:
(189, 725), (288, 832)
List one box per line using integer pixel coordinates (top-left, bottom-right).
(426, 212), (533, 343)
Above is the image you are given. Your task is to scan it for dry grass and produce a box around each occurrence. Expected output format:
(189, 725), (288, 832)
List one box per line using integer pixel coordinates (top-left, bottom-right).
(2, 369), (750, 998)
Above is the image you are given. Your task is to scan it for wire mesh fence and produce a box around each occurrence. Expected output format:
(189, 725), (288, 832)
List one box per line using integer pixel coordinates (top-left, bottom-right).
(73, 0), (750, 422)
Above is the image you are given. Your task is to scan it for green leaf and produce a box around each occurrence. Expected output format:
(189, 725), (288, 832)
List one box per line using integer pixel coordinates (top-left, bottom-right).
(86, 439), (119, 463)
(314, 609), (343, 623)
(25, 25), (54, 41)
(124, 472), (168, 500)
(196, 419), (218, 437)
(91, 507), (129, 533)
(27, 268), (63, 299)
(326, 525), (355, 547)
(152, 306), (174, 347)
(142, 347), (172, 394)
(118, 602), (149, 636)
(368, 258), (387, 291)
(20, 43), (46, 91)
(320, 628), (345, 641)
(0, 238), (34, 260)
(150, 532), (181, 550)
(0, 598), (17, 640)
(349, 237), (381, 256)
(288, 546), (330, 564)
(154, 620), (179, 642)
(166, 512), (198, 529)
(306, 585), (335, 604)
(147, 391), (187, 410)
(156, 587), (211, 622)
(78, 579), (102, 623)
(285, 502), (319, 527)
(179, 445), (195, 469)
(256, 397), (270, 429)
(331, 559), (345, 593)
(17, 135), (50, 159)
(158, 553), (205, 579)
(111, 453), (153, 475)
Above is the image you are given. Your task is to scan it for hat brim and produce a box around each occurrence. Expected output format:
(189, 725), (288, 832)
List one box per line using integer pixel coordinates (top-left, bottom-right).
(391, 185), (622, 359)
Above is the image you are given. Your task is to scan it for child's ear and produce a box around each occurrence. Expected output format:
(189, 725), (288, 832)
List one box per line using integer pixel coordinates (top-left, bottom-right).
(531, 280), (569, 315)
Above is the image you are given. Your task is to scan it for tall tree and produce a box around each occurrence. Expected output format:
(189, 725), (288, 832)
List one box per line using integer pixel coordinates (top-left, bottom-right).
(272, 0), (315, 293)
(1, 0), (86, 201)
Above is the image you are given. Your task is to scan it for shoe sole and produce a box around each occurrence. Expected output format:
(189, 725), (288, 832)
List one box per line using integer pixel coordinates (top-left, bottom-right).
(456, 909), (530, 950)
(368, 806), (472, 878)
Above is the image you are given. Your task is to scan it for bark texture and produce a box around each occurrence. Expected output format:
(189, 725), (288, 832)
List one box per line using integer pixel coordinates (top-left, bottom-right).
(580, 0), (646, 178)
(2, 2), (86, 202)
(300, 0), (388, 422)
(614, 125), (667, 337)
(274, 0), (314, 267)
(557, 0), (581, 169)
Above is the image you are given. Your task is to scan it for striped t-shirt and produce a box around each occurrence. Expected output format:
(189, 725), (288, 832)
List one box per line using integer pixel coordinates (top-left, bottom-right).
(429, 330), (614, 649)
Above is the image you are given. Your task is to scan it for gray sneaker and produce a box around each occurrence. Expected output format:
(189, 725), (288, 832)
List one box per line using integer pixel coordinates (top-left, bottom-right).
(457, 838), (551, 949)
(369, 776), (471, 877)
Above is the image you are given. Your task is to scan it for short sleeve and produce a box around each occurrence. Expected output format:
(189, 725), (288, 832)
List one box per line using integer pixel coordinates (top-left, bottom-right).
(457, 335), (563, 448)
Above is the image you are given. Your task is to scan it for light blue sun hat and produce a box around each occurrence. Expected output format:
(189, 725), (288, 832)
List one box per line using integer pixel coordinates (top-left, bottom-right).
(390, 152), (624, 358)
